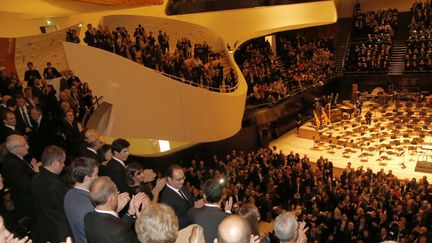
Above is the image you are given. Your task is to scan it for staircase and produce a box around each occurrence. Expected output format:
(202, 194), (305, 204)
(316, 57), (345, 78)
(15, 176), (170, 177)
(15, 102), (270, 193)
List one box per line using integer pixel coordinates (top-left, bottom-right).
(334, 18), (352, 72)
(275, 56), (287, 74)
(388, 12), (411, 75)
(388, 40), (407, 75)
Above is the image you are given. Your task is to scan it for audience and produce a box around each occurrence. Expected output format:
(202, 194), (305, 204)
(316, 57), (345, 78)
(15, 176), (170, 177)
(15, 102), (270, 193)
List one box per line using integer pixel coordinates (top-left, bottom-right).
(4, 12), (432, 243)
(236, 35), (334, 105)
(81, 24), (236, 92)
(405, 1), (432, 71)
(346, 5), (397, 72)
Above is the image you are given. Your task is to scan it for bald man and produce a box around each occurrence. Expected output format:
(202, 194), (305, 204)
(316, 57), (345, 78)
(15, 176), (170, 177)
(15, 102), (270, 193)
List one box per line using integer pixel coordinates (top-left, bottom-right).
(274, 212), (308, 243)
(215, 215), (251, 243)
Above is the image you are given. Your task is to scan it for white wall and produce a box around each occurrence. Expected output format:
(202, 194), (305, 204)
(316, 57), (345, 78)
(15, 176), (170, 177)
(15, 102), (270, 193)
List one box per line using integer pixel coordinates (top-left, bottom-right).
(64, 42), (247, 142)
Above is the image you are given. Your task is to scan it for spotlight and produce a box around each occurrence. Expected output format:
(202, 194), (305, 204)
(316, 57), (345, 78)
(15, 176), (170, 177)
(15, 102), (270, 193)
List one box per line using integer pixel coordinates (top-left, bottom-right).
(78, 23), (83, 28)
(46, 20), (52, 25)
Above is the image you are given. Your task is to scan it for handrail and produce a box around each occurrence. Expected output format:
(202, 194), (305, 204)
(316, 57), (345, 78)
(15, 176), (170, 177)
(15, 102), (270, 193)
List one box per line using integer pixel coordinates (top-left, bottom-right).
(155, 69), (239, 93)
(91, 45), (240, 93)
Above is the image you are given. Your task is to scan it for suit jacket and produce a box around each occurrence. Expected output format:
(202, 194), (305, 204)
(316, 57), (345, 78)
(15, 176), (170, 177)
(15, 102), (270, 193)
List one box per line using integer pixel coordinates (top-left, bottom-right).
(61, 119), (81, 159)
(159, 186), (194, 229)
(64, 188), (95, 243)
(104, 158), (128, 193)
(84, 211), (138, 243)
(188, 206), (229, 243)
(30, 116), (54, 160)
(15, 105), (33, 134)
(80, 148), (101, 164)
(31, 166), (72, 242)
(2, 152), (36, 219)
(0, 125), (20, 144)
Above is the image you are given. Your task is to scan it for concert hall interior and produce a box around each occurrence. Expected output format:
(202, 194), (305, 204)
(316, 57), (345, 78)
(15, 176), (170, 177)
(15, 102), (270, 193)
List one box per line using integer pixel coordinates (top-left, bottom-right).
(2, 0), (432, 242)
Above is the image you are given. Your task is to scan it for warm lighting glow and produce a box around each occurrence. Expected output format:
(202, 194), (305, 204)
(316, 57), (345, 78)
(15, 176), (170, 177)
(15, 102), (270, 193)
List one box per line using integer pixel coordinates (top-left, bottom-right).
(78, 23), (83, 28)
(46, 20), (52, 25)
(158, 140), (170, 152)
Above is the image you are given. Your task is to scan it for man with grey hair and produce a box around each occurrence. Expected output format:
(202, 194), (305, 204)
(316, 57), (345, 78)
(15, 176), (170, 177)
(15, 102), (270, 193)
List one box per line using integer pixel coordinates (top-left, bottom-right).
(84, 177), (147, 243)
(274, 212), (308, 243)
(2, 135), (38, 228)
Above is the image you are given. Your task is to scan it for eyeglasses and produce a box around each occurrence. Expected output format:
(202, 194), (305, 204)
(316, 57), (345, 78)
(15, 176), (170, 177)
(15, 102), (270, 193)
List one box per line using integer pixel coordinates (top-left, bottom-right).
(15, 143), (28, 147)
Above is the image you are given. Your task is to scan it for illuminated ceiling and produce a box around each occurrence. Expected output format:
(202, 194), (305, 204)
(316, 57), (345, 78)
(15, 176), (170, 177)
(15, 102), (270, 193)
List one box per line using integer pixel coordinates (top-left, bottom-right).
(72, 0), (162, 6)
(0, 0), (159, 18)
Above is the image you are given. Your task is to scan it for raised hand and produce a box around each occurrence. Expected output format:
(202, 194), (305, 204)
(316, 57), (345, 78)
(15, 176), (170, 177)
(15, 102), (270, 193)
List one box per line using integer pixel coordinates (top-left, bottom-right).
(296, 221), (308, 243)
(116, 192), (130, 213)
(143, 169), (156, 183)
(154, 178), (167, 193)
(224, 196), (233, 212)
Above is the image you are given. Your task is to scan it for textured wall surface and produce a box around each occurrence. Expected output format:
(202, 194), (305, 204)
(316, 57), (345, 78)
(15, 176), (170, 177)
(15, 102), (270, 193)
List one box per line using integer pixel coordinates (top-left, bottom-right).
(101, 15), (226, 52)
(14, 25), (81, 80)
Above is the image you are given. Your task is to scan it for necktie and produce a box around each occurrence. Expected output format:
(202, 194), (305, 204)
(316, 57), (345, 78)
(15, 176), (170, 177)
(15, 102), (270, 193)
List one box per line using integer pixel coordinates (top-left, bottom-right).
(179, 189), (188, 201)
(21, 107), (32, 128)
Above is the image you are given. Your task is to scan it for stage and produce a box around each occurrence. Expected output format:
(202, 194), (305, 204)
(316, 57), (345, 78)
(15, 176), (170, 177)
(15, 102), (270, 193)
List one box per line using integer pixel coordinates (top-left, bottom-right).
(271, 101), (432, 181)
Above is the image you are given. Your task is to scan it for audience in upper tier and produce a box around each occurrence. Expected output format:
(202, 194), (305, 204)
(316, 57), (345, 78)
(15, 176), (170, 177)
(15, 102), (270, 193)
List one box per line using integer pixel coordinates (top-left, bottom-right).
(74, 23), (237, 92)
(405, 1), (432, 71)
(236, 35), (334, 105)
(346, 5), (397, 72)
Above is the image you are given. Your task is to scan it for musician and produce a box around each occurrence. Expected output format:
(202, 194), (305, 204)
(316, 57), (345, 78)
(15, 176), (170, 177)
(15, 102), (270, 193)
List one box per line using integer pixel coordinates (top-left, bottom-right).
(296, 114), (302, 134)
(356, 99), (363, 116)
(313, 98), (322, 115)
(365, 111), (372, 125)
(333, 93), (340, 106)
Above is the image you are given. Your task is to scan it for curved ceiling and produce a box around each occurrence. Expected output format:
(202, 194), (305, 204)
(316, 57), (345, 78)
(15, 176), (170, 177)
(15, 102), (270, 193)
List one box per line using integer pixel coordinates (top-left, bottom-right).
(0, 0), (143, 18)
(72, 0), (162, 6)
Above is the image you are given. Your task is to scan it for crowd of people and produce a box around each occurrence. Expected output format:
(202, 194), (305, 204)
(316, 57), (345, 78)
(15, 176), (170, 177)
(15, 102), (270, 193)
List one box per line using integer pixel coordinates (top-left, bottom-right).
(235, 34), (334, 105)
(346, 5), (397, 72)
(70, 23), (237, 92)
(278, 35), (334, 93)
(405, 1), (432, 71)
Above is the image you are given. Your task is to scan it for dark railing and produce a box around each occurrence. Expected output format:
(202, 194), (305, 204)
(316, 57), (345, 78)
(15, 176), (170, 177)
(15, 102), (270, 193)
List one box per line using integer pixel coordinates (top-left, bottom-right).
(157, 71), (239, 93)
(166, 0), (326, 15)
(245, 74), (338, 111)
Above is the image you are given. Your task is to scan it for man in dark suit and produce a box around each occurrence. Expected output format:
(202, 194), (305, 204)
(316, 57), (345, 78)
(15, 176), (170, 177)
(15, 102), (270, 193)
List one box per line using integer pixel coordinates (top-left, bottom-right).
(188, 179), (231, 243)
(0, 110), (21, 143)
(159, 164), (196, 229)
(24, 62), (41, 87)
(79, 128), (102, 164)
(84, 177), (145, 243)
(15, 96), (33, 135)
(31, 145), (72, 243)
(2, 135), (37, 222)
(30, 106), (54, 160)
(104, 138), (130, 193)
